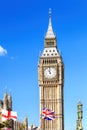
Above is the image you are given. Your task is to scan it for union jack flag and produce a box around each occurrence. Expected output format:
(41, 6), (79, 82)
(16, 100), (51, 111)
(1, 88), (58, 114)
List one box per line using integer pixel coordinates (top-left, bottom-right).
(42, 107), (55, 120)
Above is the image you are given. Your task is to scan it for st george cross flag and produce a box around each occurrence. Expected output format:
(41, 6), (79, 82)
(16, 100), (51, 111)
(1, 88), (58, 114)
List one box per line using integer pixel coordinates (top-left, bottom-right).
(2, 109), (17, 121)
(3, 127), (11, 130)
(42, 107), (55, 120)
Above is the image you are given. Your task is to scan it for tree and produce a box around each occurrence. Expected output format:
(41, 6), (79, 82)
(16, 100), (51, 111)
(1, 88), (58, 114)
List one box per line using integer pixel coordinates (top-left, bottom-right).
(19, 124), (25, 130)
(0, 119), (12, 129)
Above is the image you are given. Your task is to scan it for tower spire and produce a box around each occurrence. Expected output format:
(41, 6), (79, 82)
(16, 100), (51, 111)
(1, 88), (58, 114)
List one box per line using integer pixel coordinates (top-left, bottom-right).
(49, 8), (52, 24)
(45, 8), (56, 39)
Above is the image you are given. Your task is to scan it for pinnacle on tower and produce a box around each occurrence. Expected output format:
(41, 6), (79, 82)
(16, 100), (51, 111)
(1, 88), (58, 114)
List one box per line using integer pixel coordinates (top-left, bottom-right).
(8, 95), (12, 111)
(24, 117), (28, 130)
(3, 92), (8, 110)
(45, 8), (56, 39)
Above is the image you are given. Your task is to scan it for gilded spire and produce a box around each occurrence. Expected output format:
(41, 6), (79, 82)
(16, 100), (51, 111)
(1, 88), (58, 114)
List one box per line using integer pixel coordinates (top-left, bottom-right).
(45, 8), (56, 39)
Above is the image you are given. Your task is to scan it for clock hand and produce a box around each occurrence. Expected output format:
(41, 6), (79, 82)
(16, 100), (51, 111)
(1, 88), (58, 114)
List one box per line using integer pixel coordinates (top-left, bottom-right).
(49, 67), (51, 74)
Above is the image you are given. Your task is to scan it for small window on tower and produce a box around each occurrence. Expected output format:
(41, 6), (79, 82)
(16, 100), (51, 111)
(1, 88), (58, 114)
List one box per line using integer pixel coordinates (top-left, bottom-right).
(47, 42), (54, 46)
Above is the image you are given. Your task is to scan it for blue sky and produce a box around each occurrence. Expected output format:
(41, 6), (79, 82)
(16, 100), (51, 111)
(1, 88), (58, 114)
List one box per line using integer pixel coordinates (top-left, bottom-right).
(0, 0), (87, 129)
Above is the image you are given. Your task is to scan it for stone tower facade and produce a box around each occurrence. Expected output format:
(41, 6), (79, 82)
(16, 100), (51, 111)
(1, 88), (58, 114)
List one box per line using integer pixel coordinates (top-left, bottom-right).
(76, 101), (83, 130)
(2, 92), (12, 111)
(38, 10), (64, 130)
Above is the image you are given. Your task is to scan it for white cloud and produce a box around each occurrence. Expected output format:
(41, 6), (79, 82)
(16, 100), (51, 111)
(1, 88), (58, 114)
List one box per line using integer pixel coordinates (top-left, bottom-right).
(0, 45), (7, 56)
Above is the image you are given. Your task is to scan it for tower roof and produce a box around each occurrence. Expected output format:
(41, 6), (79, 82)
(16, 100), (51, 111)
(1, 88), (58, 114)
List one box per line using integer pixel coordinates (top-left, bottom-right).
(45, 9), (56, 39)
(78, 101), (82, 106)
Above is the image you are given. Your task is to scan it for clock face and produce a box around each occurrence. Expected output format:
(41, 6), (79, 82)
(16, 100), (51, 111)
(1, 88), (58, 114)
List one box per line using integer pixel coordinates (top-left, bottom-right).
(44, 67), (57, 79)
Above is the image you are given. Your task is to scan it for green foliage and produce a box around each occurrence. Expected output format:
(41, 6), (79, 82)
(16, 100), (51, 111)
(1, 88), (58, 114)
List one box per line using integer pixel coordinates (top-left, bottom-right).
(19, 124), (25, 130)
(0, 120), (9, 128)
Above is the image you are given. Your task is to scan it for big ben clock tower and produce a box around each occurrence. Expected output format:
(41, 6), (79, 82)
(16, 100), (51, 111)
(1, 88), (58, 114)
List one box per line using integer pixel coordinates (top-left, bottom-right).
(38, 9), (64, 130)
